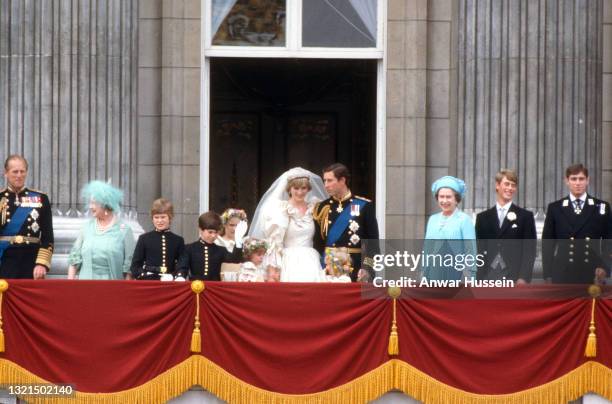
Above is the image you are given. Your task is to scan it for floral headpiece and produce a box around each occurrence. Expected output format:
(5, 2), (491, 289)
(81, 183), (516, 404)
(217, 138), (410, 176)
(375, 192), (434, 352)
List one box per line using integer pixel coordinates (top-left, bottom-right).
(221, 208), (247, 225)
(242, 237), (269, 258)
(82, 180), (123, 213)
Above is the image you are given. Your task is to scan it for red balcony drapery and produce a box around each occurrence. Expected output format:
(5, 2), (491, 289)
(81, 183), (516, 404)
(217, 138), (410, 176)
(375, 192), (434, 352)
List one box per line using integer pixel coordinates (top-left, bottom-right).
(0, 281), (609, 403)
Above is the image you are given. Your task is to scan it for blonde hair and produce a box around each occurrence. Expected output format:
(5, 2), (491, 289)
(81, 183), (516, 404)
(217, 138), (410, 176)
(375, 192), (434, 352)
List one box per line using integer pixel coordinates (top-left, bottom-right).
(285, 177), (311, 195)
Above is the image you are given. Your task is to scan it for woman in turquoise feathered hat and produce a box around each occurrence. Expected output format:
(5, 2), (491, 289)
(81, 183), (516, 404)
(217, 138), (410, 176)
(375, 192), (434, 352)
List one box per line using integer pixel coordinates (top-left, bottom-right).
(67, 181), (135, 280)
(421, 176), (477, 282)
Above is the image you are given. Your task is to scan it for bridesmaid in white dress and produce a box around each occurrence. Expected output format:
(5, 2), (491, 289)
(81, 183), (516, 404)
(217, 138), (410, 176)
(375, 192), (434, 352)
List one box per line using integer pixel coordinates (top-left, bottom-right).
(249, 167), (328, 282)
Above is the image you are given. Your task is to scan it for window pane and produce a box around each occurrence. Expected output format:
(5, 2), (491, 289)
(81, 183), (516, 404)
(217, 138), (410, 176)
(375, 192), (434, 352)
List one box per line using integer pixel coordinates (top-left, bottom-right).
(212, 0), (286, 46)
(302, 0), (377, 48)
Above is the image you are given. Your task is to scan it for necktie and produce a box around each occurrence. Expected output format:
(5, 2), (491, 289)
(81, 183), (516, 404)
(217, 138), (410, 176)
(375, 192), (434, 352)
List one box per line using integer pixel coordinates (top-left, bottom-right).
(573, 200), (582, 214)
(498, 208), (505, 227)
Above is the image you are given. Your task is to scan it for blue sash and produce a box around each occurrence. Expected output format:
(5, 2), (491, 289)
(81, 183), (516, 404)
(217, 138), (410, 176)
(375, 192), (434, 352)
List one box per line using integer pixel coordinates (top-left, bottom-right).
(326, 198), (367, 247)
(0, 195), (37, 263)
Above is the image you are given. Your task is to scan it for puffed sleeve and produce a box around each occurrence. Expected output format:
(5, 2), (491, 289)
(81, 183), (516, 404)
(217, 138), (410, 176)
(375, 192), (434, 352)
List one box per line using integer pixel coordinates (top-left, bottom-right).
(263, 200), (290, 268)
(122, 225), (136, 274)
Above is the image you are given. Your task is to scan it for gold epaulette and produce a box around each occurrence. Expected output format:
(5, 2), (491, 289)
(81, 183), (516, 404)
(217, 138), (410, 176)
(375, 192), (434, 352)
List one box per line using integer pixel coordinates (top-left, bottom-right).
(312, 202), (331, 239)
(354, 195), (371, 203)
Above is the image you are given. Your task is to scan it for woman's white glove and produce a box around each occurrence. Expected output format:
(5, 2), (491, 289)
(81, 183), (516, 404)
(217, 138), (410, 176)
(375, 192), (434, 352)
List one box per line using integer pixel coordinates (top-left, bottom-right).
(174, 276), (186, 282)
(234, 220), (248, 248)
(160, 274), (174, 282)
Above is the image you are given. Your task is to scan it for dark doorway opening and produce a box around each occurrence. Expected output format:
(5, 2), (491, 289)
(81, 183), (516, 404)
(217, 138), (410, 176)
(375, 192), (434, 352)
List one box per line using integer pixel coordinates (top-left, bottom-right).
(209, 58), (377, 217)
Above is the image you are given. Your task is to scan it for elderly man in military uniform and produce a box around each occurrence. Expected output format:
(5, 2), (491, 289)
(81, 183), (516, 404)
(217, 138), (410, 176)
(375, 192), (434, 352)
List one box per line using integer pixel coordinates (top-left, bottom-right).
(542, 164), (611, 284)
(0, 155), (54, 279)
(313, 163), (379, 282)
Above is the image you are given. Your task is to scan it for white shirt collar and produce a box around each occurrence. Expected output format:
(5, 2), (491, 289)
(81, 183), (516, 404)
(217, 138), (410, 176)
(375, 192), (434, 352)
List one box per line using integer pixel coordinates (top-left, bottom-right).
(496, 201), (512, 211)
(569, 193), (587, 203)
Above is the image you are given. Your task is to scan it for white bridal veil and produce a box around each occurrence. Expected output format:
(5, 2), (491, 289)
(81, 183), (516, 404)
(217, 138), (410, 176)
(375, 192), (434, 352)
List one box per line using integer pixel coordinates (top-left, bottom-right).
(248, 167), (327, 239)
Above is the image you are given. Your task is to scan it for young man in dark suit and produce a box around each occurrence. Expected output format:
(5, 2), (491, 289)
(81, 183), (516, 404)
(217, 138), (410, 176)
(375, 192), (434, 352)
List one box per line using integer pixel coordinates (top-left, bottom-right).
(542, 164), (611, 284)
(475, 169), (537, 283)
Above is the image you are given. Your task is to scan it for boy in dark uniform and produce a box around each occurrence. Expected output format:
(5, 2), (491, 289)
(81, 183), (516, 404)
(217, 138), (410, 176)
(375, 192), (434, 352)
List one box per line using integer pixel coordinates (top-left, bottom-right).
(131, 198), (185, 280)
(176, 211), (242, 281)
(0, 155), (54, 279)
(313, 163), (379, 282)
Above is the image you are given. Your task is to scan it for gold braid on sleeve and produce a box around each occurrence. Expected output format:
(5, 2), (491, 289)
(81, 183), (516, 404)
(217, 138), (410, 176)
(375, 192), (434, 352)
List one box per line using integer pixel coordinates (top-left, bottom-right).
(312, 203), (331, 239)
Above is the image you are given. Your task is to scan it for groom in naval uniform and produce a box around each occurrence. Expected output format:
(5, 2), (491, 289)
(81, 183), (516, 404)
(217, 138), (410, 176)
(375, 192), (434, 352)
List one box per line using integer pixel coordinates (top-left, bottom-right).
(475, 169), (536, 283)
(313, 163), (379, 282)
(542, 164), (611, 284)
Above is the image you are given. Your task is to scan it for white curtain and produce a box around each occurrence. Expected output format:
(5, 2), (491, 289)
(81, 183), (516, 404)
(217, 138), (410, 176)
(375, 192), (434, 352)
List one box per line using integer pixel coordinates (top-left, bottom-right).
(212, 0), (239, 37)
(348, 0), (377, 42)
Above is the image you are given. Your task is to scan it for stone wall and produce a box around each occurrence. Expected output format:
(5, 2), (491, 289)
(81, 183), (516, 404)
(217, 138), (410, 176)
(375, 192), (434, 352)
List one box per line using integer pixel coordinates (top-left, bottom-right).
(0, 0), (138, 213)
(604, 0), (612, 203)
(138, 0), (201, 240)
(457, 0), (604, 214)
(386, 0), (456, 238)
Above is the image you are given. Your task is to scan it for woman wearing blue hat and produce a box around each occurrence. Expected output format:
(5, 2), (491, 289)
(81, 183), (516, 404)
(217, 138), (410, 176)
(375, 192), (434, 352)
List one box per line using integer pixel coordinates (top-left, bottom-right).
(422, 176), (477, 281)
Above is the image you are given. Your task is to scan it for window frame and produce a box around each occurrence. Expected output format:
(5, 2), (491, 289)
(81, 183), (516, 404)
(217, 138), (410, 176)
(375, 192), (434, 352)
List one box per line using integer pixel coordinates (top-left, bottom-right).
(203, 0), (385, 59)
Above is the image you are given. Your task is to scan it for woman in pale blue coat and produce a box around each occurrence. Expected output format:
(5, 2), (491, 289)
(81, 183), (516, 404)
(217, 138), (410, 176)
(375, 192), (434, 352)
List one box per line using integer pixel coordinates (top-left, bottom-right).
(422, 176), (477, 281)
(68, 181), (135, 280)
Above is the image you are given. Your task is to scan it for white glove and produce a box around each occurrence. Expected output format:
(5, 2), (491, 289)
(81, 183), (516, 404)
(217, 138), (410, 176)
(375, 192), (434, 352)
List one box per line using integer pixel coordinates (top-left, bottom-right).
(160, 274), (174, 282)
(174, 276), (186, 282)
(234, 220), (248, 248)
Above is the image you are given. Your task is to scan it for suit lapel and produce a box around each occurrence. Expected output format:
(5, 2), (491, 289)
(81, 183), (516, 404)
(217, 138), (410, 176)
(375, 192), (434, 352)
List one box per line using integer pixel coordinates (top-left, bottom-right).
(561, 197), (574, 224)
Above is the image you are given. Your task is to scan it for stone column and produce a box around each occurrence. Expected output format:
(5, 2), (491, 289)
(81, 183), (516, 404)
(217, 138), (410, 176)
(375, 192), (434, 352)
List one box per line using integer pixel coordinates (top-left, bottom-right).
(603, 0), (612, 202)
(158, 0), (201, 240)
(386, 0), (457, 238)
(0, 0), (138, 213)
(457, 0), (603, 213)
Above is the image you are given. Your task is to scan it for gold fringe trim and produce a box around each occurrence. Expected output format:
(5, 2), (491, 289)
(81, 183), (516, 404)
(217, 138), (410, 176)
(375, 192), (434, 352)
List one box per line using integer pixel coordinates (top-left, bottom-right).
(584, 297), (597, 357)
(0, 357), (610, 404)
(0, 279), (8, 352)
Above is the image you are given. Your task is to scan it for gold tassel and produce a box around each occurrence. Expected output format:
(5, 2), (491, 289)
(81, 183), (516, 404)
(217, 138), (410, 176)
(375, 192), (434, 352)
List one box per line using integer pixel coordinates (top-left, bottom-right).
(190, 281), (205, 353)
(388, 287), (401, 356)
(584, 285), (600, 358)
(0, 279), (8, 353)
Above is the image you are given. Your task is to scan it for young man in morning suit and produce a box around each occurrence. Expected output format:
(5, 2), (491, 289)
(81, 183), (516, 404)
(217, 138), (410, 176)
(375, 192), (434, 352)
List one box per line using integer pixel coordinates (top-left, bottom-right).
(475, 169), (537, 283)
(542, 164), (611, 284)
(313, 163), (379, 282)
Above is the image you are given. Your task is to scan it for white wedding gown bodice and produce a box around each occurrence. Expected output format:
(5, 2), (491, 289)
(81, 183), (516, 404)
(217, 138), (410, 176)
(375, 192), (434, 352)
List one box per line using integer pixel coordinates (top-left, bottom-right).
(263, 200), (324, 282)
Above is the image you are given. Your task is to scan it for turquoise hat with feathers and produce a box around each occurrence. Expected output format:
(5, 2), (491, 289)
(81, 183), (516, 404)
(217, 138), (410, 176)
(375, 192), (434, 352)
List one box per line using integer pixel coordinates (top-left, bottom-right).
(82, 180), (123, 213)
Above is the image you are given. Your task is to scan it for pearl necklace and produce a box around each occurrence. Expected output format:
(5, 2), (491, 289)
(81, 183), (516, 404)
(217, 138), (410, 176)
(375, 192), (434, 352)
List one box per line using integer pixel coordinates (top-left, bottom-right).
(95, 217), (115, 233)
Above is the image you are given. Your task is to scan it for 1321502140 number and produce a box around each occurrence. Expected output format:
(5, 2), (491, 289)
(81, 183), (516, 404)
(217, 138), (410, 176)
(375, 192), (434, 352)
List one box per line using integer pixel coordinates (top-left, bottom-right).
(5, 384), (74, 396)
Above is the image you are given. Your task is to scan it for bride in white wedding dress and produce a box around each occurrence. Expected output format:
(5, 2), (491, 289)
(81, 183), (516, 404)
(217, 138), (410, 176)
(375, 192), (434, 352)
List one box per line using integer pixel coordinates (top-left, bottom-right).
(249, 167), (328, 282)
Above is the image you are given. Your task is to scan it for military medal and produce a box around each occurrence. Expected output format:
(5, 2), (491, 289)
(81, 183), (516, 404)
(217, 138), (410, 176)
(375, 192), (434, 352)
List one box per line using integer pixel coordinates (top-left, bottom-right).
(160, 266), (167, 274)
(31, 222), (40, 233)
(336, 203), (343, 213)
(30, 209), (39, 220)
(350, 204), (360, 217)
